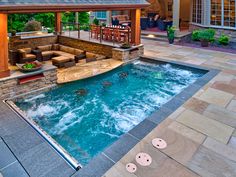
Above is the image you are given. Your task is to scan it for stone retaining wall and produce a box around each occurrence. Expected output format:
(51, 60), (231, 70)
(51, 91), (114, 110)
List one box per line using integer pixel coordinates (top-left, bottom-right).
(9, 35), (58, 51)
(0, 69), (57, 99)
(112, 44), (144, 62)
(58, 36), (113, 58)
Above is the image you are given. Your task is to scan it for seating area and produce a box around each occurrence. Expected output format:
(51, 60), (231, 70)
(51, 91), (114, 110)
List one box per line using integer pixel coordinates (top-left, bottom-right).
(15, 44), (106, 68)
(90, 25), (131, 43)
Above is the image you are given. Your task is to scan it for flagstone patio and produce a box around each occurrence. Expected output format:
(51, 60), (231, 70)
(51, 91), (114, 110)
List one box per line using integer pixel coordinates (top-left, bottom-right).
(102, 39), (236, 177)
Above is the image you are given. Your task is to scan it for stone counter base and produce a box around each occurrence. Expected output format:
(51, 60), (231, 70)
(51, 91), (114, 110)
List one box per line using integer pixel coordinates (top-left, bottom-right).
(0, 70), (57, 99)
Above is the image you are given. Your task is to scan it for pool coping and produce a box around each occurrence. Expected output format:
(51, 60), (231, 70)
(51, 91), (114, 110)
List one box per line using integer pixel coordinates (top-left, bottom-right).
(4, 56), (220, 177)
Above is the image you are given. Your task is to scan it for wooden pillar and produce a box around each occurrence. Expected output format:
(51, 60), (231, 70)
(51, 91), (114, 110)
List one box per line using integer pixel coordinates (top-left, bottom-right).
(55, 12), (61, 34)
(0, 13), (10, 78)
(130, 9), (141, 46)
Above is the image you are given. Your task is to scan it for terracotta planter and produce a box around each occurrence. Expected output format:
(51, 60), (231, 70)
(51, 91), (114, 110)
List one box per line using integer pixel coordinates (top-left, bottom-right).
(200, 40), (209, 47)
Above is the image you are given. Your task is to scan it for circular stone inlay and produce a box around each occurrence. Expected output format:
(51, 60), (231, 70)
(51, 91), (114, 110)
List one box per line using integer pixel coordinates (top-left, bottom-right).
(135, 152), (152, 166)
(126, 163), (137, 173)
(152, 138), (167, 149)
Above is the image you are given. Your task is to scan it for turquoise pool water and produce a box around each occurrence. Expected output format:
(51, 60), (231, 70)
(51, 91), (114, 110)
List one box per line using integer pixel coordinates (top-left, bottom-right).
(15, 60), (205, 165)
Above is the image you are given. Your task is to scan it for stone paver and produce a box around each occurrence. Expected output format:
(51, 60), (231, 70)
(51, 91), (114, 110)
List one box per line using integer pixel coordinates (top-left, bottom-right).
(183, 97), (209, 114)
(197, 88), (234, 107)
(227, 99), (236, 112)
(203, 104), (236, 128)
(176, 110), (234, 144)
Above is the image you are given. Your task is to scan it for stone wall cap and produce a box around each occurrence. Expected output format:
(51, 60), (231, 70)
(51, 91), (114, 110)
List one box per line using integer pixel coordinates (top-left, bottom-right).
(112, 44), (144, 52)
(0, 64), (57, 82)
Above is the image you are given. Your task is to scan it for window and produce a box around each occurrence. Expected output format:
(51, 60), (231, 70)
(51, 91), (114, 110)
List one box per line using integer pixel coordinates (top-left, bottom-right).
(95, 11), (107, 19)
(211, 0), (236, 27)
(192, 0), (202, 24)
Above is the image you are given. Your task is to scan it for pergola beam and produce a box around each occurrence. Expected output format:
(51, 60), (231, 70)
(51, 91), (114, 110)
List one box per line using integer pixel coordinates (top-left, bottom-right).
(0, 13), (10, 78)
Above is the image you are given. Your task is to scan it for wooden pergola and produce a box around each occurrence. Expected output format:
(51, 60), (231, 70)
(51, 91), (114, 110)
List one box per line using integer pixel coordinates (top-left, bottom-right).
(0, 0), (149, 78)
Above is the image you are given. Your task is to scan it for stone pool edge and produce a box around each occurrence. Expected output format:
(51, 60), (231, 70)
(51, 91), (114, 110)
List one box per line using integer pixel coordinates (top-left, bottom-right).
(71, 56), (220, 177)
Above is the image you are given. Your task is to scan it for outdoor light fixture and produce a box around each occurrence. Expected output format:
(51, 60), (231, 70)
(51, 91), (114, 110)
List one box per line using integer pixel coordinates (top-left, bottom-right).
(147, 34), (155, 38)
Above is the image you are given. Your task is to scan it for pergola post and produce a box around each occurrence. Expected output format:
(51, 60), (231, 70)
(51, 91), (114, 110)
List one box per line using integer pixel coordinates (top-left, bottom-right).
(131, 9), (141, 46)
(0, 13), (10, 78)
(55, 12), (61, 35)
(173, 0), (180, 32)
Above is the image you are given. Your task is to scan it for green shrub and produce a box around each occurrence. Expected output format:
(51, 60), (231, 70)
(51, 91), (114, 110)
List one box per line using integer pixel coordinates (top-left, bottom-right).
(167, 26), (175, 40)
(206, 28), (216, 42)
(218, 34), (230, 45)
(93, 18), (99, 25)
(24, 20), (42, 32)
(198, 29), (215, 42)
(191, 30), (200, 41)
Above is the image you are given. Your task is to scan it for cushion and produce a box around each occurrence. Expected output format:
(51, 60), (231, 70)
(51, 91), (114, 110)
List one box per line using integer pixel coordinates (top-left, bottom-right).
(96, 55), (106, 60)
(53, 51), (68, 56)
(42, 51), (54, 57)
(86, 58), (97, 63)
(52, 44), (60, 51)
(52, 56), (71, 64)
(18, 49), (26, 58)
(18, 48), (31, 54)
(86, 52), (97, 59)
(74, 49), (84, 56)
(25, 54), (36, 59)
(61, 54), (75, 59)
(37, 45), (52, 52)
(59, 45), (75, 54)
(76, 53), (86, 60)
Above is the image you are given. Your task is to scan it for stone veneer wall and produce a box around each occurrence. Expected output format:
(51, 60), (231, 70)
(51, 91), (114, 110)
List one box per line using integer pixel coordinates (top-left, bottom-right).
(58, 36), (113, 58)
(0, 69), (57, 99)
(112, 44), (144, 62)
(9, 35), (58, 50)
(189, 24), (236, 42)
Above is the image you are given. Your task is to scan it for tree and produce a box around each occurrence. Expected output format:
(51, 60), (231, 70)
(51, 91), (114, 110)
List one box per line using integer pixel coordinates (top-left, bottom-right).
(24, 20), (42, 31)
(78, 12), (89, 25)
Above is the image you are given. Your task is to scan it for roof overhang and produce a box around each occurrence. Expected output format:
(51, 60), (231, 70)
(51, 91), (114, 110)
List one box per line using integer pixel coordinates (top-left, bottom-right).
(0, 4), (149, 14)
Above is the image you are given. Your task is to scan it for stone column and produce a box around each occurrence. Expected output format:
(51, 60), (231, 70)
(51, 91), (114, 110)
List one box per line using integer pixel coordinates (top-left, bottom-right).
(106, 11), (112, 25)
(173, 0), (180, 32)
(0, 13), (10, 78)
(131, 9), (141, 45)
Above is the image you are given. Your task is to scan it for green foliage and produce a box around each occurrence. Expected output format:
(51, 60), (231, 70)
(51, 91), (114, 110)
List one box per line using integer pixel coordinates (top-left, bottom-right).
(167, 26), (175, 40)
(218, 34), (230, 45)
(78, 12), (89, 25)
(196, 29), (215, 42)
(34, 13), (55, 29)
(24, 20), (42, 31)
(93, 18), (99, 25)
(191, 30), (200, 41)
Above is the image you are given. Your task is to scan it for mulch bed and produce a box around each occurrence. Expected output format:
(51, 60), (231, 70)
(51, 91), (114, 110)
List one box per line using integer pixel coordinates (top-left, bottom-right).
(175, 40), (236, 54)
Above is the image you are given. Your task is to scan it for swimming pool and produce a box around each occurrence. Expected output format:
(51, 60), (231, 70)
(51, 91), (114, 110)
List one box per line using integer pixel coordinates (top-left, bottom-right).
(14, 59), (206, 166)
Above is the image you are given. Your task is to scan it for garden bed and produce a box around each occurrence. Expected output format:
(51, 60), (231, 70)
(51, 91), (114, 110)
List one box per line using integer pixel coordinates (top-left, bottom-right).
(176, 28), (236, 54)
(176, 40), (236, 54)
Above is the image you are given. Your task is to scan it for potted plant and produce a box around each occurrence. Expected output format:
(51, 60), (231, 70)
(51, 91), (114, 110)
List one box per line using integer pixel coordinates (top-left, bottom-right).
(120, 42), (132, 49)
(167, 26), (175, 44)
(198, 29), (215, 47)
(11, 30), (16, 37)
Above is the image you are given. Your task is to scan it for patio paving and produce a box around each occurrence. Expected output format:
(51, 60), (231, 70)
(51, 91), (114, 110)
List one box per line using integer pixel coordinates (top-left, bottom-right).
(1, 39), (236, 177)
(57, 59), (123, 83)
(102, 39), (236, 177)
